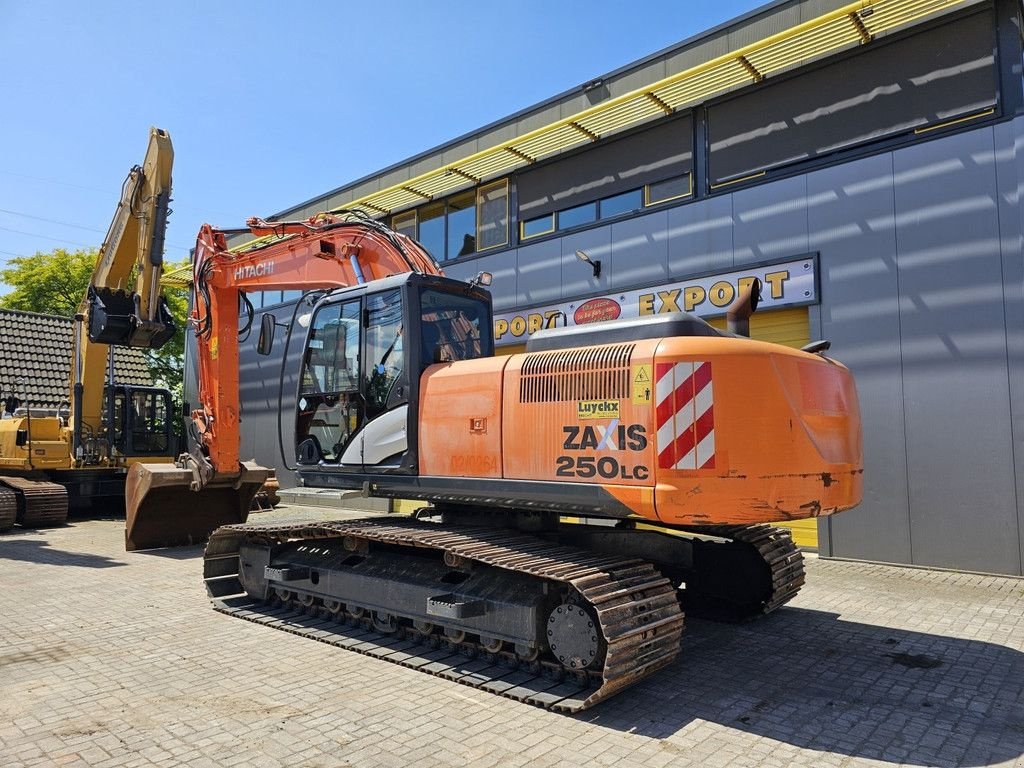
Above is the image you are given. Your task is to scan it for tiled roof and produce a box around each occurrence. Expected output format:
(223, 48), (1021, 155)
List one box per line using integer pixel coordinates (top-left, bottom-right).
(0, 308), (154, 409)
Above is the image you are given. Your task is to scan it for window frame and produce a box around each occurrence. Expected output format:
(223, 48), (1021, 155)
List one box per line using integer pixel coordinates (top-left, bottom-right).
(644, 173), (693, 206)
(520, 212), (555, 241)
(392, 210), (417, 238)
(445, 190), (478, 260)
(556, 201), (598, 231)
(597, 188), (644, 220)
(475, 178), (509, 252)
(416, 200), (447, 261)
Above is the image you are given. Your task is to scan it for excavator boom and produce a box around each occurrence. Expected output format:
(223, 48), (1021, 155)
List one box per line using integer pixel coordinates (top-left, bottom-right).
(86, 126), (176, 349)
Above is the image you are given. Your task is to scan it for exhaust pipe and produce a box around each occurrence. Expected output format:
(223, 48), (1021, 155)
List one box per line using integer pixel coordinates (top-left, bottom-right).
(727, 277), (761, 338)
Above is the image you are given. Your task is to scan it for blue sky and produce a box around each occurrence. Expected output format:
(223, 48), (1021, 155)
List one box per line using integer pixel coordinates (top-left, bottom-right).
(0, 0), (762, 290)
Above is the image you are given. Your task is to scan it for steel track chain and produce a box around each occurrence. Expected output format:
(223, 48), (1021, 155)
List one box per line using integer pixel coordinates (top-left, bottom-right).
(0, 476), (68, 528)
(0, 487), (16, 532)
(204, 517), (685, 712)
(679, 523), (805, 617)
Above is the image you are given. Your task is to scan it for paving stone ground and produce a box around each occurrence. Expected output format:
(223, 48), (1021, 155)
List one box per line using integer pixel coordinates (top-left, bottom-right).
(2, 506), (1023, 768)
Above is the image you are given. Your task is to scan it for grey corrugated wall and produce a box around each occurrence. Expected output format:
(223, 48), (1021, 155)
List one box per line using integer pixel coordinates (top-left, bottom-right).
(445, 117), (1024, 577)
(229, 116), (1024, 577)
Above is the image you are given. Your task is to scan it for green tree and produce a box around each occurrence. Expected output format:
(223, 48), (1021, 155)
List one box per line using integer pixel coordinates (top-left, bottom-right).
(0, 248), (94, 316)
(0, 247), (189, 396)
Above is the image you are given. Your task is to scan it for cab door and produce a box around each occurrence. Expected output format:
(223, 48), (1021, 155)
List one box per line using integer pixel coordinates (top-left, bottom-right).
(295, 298), (363, 465)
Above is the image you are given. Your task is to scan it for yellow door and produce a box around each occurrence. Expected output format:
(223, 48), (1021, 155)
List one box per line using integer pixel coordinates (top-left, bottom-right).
(710, 307), (818, 548)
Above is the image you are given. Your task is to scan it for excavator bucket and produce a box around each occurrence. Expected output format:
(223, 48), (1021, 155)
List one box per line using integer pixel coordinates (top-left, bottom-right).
(124, 461), (270, 551)
(88, 286), (176, 349)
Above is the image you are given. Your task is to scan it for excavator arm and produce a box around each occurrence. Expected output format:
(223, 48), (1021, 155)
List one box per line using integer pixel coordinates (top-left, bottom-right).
(71, 126), (177, 464)
(125, 212), (442, 550)
(85, 126), (176, 348)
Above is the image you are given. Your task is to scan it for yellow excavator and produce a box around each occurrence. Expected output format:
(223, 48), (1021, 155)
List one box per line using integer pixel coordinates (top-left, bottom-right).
(0, 127), (178, 531)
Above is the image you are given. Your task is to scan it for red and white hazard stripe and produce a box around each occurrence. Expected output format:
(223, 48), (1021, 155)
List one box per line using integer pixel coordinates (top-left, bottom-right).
(655, 361), (715, 470)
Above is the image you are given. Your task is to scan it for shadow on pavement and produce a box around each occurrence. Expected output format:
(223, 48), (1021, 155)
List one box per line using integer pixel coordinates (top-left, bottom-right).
(68, 497), (125, 521)
(0, 537), (125, 568)
(130, 545), (205, 560)
(580, 607), (1024, 767)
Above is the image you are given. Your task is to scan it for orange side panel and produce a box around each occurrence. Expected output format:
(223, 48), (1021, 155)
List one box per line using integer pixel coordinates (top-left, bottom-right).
(416, 334), (862, 529)
(419, 357), (506, 478)
(501, 339), (660, 488)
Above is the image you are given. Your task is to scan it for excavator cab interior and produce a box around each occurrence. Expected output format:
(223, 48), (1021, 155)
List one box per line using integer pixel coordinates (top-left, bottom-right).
(286, 273), (492, 471)
(103, 385), (175, 457)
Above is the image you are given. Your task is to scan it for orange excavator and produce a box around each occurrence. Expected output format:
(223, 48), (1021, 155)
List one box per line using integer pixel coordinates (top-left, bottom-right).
(127, 211), (862, 711)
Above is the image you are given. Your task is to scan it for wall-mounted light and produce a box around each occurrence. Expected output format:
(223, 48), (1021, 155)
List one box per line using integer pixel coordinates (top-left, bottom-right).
(575, 250), (602, 279)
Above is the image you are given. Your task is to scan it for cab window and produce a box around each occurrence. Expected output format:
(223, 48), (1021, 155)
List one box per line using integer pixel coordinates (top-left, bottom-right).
(297, 300), (361, 463)
(365, 289), (404, 414)
(420, 289), (489, 365)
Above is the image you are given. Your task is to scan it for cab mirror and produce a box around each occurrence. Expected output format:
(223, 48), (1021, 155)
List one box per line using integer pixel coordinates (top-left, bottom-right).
(257, 313), (276, 355)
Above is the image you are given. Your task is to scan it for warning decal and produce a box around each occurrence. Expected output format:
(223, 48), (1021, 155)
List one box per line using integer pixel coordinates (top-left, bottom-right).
(655, 361), (715, 470)
(632, 364), (652, 405)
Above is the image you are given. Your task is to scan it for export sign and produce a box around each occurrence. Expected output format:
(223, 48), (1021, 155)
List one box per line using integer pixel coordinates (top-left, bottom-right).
(493, 256), (816, 346)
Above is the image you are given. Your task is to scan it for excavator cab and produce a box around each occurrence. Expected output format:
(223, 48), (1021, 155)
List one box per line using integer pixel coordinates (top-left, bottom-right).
(124, 272), (490, 551)
(292, 273), (493, 474)
(104, 385), (175, 457)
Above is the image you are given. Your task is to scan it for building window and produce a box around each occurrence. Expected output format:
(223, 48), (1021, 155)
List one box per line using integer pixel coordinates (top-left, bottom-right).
(518, 114), (693, 222)
(645, 174), (691, 206)
(418, 202), (446, 260)
(391, 180), (511, 261)
(707, 9), (997, 187)
(518, 184), (668, 241)
(557, 202), (597, 230)
(392, 211), (416, 239)
(476, 179), (509, 251)
(447, 191), (477, 259)
(521, 213), (555, 240)
(599, 188), (643, 219)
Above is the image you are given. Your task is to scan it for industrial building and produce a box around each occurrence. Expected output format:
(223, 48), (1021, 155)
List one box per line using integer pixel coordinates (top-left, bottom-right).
(221, 0), (1024, 576)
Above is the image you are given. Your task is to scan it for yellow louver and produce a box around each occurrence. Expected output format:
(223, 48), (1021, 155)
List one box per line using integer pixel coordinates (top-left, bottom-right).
(162, 263), (193, 288)
(233, 0), (970, 253)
